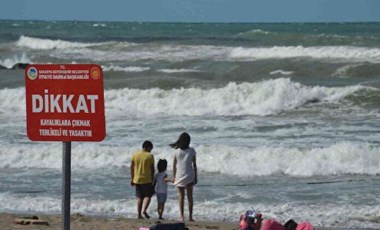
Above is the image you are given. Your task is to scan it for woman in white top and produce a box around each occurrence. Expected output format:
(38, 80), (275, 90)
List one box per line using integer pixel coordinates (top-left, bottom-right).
(171, 132), (198, 222)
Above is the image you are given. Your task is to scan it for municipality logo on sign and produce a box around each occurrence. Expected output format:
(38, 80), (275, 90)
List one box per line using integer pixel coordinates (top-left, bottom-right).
(27, 67), (38, 80)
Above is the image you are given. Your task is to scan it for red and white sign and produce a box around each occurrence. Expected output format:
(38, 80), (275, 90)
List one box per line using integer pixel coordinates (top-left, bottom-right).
(25, 64), (106, 142)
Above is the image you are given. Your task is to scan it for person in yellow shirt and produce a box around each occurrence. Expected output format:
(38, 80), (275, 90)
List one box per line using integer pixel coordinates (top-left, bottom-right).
(130, 140), (155, 219)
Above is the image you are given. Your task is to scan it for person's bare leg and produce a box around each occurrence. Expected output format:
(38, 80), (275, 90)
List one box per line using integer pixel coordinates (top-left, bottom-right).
(158, 202), (165, 219)
(187, 185), (194, 221)
(177, 186), (185, 221)
(157, 203), (161, 219)
(142, 197), (151, 219)
(137, 198), (144, 219)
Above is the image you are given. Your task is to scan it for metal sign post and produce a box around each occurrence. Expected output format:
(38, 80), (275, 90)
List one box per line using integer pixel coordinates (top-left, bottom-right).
(62, 142), (71, 230)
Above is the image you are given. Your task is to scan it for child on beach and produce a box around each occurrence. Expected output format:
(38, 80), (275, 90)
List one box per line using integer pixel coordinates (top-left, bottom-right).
(153, 159), (173, 220)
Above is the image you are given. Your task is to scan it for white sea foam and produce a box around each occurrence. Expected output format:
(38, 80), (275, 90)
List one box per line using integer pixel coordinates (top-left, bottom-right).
(0, 142), (379, 176)
(102, 65), (150, 72)
(0, 192), (379, 228)
(92, 23), (107, 27)
(0, 53), (32, 69)
(48, 44), (226, 62)
(0, 78), (369, 117)
(196, 142), (380, 176)
(236, 29), (272, 37)
(43, 42), (380, 64)
(332, 64), (362, 77)
(103, 78), (365, 117)
(230, 46), (380, 63)
(157, 68), (201, 73)
(269, 70), (294, 76)
(0, 88), (26, 114)
(315, 33), (349, 39)
(16, 35), (111, 50)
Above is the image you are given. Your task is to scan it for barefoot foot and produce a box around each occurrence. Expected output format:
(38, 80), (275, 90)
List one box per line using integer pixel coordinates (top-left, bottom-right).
(143, 212), (150, 219)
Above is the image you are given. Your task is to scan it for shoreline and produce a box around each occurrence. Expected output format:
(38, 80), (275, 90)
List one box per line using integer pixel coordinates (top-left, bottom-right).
(0, 212), (370, 230)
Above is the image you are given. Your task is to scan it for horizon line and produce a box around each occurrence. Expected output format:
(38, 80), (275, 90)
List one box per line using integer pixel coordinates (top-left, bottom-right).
(1, 18), (380, 24)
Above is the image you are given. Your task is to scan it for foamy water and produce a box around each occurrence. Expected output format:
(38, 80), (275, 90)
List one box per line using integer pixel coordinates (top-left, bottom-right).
(0, 142), (379, 176)
(7, 36), (380, 64)
(0, 78), (372, 117)
(1, 20), (380, 228)
(16, 35), (113, 50)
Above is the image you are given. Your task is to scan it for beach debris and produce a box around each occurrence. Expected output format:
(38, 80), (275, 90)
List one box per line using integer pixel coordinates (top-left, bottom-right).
(14, 216), (49, 226)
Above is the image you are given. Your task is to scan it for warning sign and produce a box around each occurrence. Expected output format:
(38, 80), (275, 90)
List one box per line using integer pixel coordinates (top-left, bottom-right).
(25, 64), (106, 141)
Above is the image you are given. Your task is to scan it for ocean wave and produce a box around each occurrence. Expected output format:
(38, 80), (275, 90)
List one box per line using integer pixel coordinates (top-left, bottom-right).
(230, 46), (380, 63)
(0, 190), (380, 228)
(315, 33), (349, 39)
(92, 23), (107, 27)
(196, 142), (380, 176)
(16, 35), (113, 50)
(102, 65), (150, 73)
(269, 70), (294, 76)
(0, 141), (379, 177)
(103, 78), (364, 117)
(235, 29), (273, 37)
(157, 68), (201, 73)
(0, 88), (26, 115)
(44, 43), (380, 63)
(0, 53), (31, 69)
(332, 64), (362, 77)
(0, 78), (370, 117)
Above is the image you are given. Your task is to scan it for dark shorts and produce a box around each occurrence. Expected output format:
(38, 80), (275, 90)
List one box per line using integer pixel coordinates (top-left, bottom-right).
(156, 193), (167, 203)
(135, 183), (154, 199)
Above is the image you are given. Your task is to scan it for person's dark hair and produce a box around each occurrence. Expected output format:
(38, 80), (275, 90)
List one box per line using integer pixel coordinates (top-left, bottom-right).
(284, 219), (297, 230)
(142, 140), (153, 150)
(157, 159), (167, 172)
(170, 132), (191, 150)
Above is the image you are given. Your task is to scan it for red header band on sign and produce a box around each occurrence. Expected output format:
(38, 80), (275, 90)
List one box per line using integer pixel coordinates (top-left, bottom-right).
(25, 64), (106, 142)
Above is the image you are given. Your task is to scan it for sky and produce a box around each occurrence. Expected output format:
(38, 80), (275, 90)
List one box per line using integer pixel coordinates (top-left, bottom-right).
(1, 0), (380, 23)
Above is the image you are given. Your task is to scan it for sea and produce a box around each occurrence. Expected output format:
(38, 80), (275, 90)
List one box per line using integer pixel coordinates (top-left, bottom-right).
(0, 20), (380, 229)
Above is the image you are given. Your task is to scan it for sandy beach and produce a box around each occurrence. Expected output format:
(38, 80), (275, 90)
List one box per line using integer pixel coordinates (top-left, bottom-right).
(0, 213), (237, 230)
(1, 213), (367, 230)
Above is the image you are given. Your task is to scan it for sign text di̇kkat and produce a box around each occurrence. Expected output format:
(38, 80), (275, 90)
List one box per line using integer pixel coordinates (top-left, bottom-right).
(25, 64), (106, 141)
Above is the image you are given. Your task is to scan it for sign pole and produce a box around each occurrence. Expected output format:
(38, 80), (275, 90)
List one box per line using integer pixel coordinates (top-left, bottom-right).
(62, 141), (71, 230)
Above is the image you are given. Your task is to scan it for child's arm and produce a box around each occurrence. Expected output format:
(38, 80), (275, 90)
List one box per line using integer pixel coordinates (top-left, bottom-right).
(163, 174), (174, 183)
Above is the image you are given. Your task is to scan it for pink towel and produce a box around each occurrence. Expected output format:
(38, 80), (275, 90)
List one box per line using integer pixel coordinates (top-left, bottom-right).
(139, 228), (149, 230)
(296, 222), (314, 230)
(261, 219), (285, 230)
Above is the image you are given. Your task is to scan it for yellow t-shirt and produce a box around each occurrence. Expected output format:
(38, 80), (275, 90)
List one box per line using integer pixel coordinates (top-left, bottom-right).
(132, 150), (154, 184)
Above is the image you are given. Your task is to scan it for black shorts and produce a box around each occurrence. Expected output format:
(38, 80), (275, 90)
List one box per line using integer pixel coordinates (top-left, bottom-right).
(135, 183), (154, 199)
